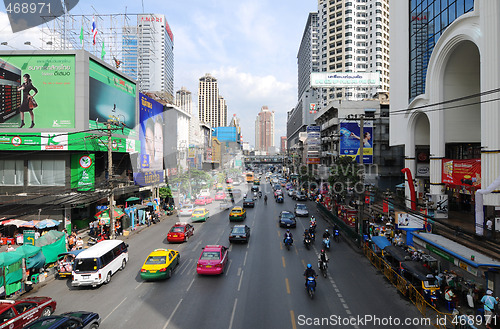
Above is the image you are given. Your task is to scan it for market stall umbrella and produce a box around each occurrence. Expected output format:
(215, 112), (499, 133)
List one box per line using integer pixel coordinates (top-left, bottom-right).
(125, 197), (140, 202)
(0, 219), (28, 227)
(35, 219), (61, 229)
(19, 220), (40, 228)
(94, 208), (125, 224)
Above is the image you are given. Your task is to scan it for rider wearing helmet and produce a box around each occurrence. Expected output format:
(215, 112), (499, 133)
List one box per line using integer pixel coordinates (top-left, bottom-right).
(303, 263), (317, 287)
(323, 229), (331, 239)
(284, 229), (293, 244)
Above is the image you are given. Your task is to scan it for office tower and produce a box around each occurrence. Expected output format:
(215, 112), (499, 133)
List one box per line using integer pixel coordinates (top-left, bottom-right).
(255, 106), (275, 153)
(122, 14), (174, 100)
(298, 12), (319, 100)
(175, 87), (192, 114)
(317, 0), (390, 106)
(198, 73), (227, 127)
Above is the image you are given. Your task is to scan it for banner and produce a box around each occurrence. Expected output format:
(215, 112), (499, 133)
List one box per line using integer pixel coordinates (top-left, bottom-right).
(442, 159), (481, 188)
(0, 55), (75, 129)
(339, 121), (373, 164)
(395, 211), (425, 230)
(71, 154), (95, 191)
(311, 72), (380, 88)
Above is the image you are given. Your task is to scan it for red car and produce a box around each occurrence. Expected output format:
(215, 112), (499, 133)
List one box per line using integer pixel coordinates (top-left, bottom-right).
(196, 245), (229, 275)
(0, 297), (56, 329)
(215, 191), (226, 201)
(195, 196), (213, 205)
(167, 222), (194, 243)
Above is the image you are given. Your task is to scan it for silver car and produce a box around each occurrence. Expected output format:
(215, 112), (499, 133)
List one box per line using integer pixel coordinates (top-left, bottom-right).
(294, 203), (309, 217)
(178, 204), (194, 217)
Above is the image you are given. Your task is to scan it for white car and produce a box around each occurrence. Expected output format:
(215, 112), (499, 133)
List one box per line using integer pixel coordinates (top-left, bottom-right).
(200, 189), (211, 197)
(178, 204), (195, 217)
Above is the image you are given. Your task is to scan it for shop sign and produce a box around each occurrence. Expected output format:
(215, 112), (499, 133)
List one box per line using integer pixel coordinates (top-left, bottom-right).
(426, 244), (454, 263)
(442, 159), (481, 188)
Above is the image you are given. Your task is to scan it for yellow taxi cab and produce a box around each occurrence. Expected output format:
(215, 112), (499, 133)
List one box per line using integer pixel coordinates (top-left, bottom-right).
(254, 179), (260, 185)
(140, 248), (180, 280)
(191, 208), (209, 222)
(229, 207), (246, 221)
(216, 183), (223, 190)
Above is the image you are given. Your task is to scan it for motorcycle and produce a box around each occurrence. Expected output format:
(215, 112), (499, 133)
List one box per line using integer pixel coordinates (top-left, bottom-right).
(322, 237), (330, 250)
(309, 222), (316, 233)
(303, 236), (311, 250)
(87, 232), (109, 247)
(318, 260), (328, 278)
(334, 229), (340, 243)
(284, 237), (293, 250)
(306, 276), (317, 299)
(309, 232), (315, 242)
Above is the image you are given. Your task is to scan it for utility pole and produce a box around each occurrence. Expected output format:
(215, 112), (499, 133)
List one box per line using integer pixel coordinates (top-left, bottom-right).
(107, 120), (116, 240)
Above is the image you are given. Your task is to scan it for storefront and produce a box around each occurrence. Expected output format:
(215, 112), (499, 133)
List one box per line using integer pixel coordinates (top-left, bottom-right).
(412, 232), (500, 297)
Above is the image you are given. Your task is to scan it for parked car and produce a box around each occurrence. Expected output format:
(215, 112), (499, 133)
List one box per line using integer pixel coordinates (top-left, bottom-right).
(229, 225), (251, 243)
(24, 311), (100, 329)
(0, 297), (56, 329)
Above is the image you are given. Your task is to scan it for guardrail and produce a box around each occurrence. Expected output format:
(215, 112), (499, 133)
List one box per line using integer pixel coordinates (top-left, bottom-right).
(316, 202), (359, 241)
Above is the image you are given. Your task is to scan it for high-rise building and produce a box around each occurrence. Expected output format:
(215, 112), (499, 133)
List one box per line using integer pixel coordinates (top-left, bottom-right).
(175, 87), (192, 114)
(122, 14), (174, 100)
(298, 12), (319, 100)
(255, 106), (275, 153)
(316, 0), (390, 106)
(280, 136), (287, 154)
(198, 73), (227, 127)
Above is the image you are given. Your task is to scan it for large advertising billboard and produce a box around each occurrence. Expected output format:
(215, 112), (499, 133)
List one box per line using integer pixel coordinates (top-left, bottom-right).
(88, 59), (136, 137)
(0, 55), (75, 129)
(339, 121), (373, 164)
(442, 159), (481, 188)
(134, 93), (164, 186)
(310, 72), (380, 88)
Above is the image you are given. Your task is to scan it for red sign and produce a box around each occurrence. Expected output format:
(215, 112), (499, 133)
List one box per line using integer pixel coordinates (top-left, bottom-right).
(306, 158), (320, 164)
(442, 159), (481, 188)
(383, 200), (388, 213)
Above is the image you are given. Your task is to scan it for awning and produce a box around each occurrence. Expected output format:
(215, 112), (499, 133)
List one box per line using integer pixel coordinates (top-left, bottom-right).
(371, 236), (391, 250)
(413, 232), (500, 269)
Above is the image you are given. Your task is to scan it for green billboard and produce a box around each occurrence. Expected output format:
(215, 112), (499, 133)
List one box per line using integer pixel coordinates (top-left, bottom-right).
(0, 55), (75, 129)
(71, 154), (95, 191)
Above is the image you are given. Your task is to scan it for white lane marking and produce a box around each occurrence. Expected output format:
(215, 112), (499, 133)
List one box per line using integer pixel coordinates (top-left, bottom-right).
(192, 240), (202, 252)
(179, 259), (193, 275)
(229, 244), (233, 252)
(186, 278), (195, 292)
(237, 267), (241, 276)
(134, 282), (143, 290)
(243, 251), (248, 267)
(225, 259), (232, 276)
(228, 298), (238, 329)
(246, 241), (250, 249)
(103, 297), (127, 322)
(162, 298), (183, 329)
(237, 270), (244, 291)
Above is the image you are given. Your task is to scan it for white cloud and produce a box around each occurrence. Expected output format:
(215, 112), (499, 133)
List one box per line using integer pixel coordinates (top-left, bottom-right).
(0, 12), (47, 50)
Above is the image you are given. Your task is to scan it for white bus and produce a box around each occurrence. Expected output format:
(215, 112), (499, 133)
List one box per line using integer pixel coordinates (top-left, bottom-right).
(72, 240), (128, 288)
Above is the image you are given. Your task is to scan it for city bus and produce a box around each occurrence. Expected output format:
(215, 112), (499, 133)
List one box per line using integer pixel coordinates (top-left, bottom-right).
(245, 172), (254, 183)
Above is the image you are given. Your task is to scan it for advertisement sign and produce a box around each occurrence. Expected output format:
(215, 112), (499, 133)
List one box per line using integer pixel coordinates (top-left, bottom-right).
(395, 211), (424, 230)
(88, 59), (136, 137)
(71, 154), (95, 191)
(311, 72), (380, 88)
(442, 159), (481, 188)
(339, 121), (373, 164)
(0, 55), (75, 128)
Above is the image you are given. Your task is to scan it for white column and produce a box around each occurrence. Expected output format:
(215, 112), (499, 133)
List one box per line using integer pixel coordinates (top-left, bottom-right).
(429, 110), (446, 196)
(480, 0), (500, 206)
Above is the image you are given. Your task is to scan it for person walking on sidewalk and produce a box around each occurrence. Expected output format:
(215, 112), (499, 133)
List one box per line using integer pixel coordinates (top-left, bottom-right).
(486, 217), (493, 239)
(481, 290), (499, 329)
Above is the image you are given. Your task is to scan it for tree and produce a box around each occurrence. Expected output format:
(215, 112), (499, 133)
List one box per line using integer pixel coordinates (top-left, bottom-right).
(159, 186), (173, 199)
(328, 156), (363, 197)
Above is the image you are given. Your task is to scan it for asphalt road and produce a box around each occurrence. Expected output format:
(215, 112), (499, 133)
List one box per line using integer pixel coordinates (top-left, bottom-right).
(28, 182), (430, 328)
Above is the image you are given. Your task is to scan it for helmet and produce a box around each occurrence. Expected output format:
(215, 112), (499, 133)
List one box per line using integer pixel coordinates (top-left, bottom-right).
(286, 229), (290, 232)
(325, 229), (329, 232)
(307, 264), (312, 269)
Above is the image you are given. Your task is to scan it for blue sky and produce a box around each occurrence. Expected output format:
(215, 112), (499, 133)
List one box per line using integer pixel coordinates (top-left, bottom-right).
(0, 0), (318, 147)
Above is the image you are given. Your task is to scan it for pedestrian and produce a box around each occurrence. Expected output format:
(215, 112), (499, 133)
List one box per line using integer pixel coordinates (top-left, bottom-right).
(481, 290), (499, 329)
(486, 217), (493, 239)
(75, 237), (84, 250)
(89, 221), (94, 238)
(68, 233), (76, 251)
(6, 243), (14, 252)
(34, 230), (40, 240)
(445, 286), (458, 308)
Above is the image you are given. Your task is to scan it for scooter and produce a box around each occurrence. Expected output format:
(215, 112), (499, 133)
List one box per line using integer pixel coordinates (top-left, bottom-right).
(303, 236), (311, 250)
(318, 260), (328, 278)
(87, 232), (108, 247)
(309, 231), (315, 242)
(306, 276), (317, 299)
(322, 237), (330, 250)
(284, 237), (293, 251)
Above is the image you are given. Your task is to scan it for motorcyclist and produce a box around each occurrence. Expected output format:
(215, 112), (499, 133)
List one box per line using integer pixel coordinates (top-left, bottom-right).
(264, 195), (268, 204)
(284, 229), (293, 244)
(308, 225), (316, 241)
(310, 216), (317, 228)
(303, 264), (317, 287)
(323, 229), (331, 239)
(318, 249), (329, 270)
(303, 229), (311, 239)
(258, 191), (262, 198)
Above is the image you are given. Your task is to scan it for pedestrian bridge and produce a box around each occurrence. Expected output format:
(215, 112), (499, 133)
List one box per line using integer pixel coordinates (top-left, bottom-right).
(243, 155), (284, 164)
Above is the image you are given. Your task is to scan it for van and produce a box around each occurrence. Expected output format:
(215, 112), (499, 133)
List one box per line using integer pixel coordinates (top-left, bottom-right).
(72, 240), (128, 287)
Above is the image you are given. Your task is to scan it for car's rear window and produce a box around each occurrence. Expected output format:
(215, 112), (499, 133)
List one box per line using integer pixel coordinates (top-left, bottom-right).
(24, 318), (59, 329)
(193, 210), (204, 215)
(281, 212), (294, 219)
(296, 205), (307, 210)
(146, 256), (166, 265)
(232, 227), (246, 234)
(74, 258), (98, 272)
(171, 227), (184, 233)
(201, 251), (220, 260)
(232, 209), (242, 213)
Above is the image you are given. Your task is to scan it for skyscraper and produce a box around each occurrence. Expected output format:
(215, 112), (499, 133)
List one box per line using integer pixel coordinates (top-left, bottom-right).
(198, 73), (227, 127)
(175, 87), (192, 114)
(316, 0), (390, 106)
(122, 14), (174, 100)
(297, 12), (319, 100)
(255, 106), (275, 153)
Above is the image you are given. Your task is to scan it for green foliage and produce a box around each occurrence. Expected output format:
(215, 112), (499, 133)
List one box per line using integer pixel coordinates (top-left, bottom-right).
(159, 186), (173, 199)
(328, 157), (363, 196)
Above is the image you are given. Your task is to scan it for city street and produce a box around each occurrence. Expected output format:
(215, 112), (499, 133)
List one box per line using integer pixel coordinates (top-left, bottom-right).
(28, 183), (427, 328)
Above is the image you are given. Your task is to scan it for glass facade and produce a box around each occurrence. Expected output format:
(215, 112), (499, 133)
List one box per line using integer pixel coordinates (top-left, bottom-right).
(409, 0), (474, 101)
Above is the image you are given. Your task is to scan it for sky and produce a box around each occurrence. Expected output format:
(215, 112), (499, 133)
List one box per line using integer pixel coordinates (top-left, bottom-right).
(0, 0), (318, 148)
